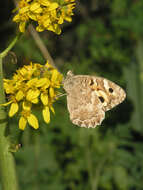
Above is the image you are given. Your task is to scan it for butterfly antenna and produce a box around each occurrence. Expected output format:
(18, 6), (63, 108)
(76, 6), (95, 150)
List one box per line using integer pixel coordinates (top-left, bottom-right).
(56, 93), (67, 98)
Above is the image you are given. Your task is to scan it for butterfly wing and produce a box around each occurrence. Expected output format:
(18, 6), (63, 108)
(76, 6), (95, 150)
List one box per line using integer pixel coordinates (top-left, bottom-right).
(63, 71), (126, 128)
(90, 76), (126, 111)
(64, 75), (105, 128)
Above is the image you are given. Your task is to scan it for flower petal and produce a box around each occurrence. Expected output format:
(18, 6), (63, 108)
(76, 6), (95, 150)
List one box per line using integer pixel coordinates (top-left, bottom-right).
(50, 106), (55, 114)
(27, 114), (39, 129)
(42, 106), (50, 124)
(19, 116), (27, 130)
(27, 78), (38, 86)
(31, 98), (39, 104)
(51, 69), (58, 82)
(49, 87), (55, 98)
(30, 3), (42, 13)
(0, 100), (12, 106)
(41, 92), (48, 105)
(9, 102), (19, 117)
(48, 3), (59, 11)
(19, 22), (26, 33)
(16, 90), (24, 101)
(36, 78), (50, 87)
(26, 89), (40, 101)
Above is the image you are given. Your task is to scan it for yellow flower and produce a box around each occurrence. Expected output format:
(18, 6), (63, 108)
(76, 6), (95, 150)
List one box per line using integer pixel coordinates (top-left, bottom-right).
(1, 91), (23, 117)
(2, 98), (19, 117)
(19, 110), (39, 130)
(13, 0), (76, 34)
(3, 79), (15, 94)
(13, 0), (30, 32)
(2, 61), (63, 130)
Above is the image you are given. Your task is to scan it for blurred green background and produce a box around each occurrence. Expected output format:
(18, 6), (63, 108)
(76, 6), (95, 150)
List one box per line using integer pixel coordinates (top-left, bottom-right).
(1, 0), (143, 189)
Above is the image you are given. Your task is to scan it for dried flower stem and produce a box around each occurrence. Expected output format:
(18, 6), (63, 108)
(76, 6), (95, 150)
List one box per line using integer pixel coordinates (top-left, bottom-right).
(28, 25), (57, 69)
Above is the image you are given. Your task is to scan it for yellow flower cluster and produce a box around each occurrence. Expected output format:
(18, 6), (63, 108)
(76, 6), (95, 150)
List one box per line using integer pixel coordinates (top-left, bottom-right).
(3, 61), (63, 130)
(13, 0), (75, 34)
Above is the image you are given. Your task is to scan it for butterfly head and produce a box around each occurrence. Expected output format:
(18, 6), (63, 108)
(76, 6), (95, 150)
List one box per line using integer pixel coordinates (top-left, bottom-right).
(63, 71), (76, 93)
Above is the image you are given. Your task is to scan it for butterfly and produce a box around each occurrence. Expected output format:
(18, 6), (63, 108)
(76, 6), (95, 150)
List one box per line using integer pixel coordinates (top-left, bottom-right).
(63, 71), (126, 128)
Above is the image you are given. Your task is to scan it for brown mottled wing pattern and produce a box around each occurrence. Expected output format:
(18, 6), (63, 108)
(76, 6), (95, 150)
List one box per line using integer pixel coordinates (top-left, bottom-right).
(63, 73), (105, 128)
(89, 76), (126, 111)
(63, 71), (126, 128)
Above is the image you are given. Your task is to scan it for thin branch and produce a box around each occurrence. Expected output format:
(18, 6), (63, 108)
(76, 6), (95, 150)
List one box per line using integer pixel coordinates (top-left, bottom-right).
(28, 24), (57, 69)
(0, 33), (21, 59)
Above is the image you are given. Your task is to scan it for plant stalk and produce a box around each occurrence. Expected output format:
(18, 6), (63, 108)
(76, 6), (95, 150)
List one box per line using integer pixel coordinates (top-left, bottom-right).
(0, 33), (21, 59)
(0, 57), (19, 189)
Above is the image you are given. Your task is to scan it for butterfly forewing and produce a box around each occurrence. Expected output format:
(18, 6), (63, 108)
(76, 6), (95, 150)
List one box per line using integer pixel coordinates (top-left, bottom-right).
(63, 71), (126, 128)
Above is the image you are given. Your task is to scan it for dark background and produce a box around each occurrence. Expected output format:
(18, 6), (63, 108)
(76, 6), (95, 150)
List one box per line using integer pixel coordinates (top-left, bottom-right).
(0, 0), (143, 189)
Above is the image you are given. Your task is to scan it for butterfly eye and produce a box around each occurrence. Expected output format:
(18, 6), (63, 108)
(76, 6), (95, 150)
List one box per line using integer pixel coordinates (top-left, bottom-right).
(99, 96), (105, 103)
(109, 88), (113, 93)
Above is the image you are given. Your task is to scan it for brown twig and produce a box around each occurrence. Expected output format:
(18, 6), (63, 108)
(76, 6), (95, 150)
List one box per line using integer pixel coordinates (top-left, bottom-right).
(28, 24), (57, 69)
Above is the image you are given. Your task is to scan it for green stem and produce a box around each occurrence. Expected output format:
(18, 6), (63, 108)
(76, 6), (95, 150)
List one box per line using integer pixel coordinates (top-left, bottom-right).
(0, 33), (21, 59)
(0, 57), (19, 190)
